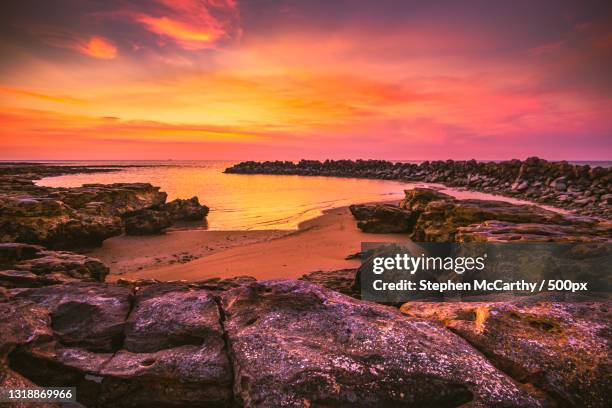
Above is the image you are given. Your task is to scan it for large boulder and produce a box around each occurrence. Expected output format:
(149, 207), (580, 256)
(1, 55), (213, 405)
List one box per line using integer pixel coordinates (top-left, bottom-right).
(396, 188), (609, 243)
(0, 243), (109, 288)
(221, 280), (543, 407)
(124, 283), (223, 353)
(3, 282), (233, 408)
(0, 195), (122, 249)
(400, 297), (612, 407)
(123, 209), (173, 235)
(162, 197), (209, 221)
(48, 183), (167, 216)
(399, 188), (454, 212)
(12, 283), (132, 352)
(0, 299), (53, 361)
(349, 204), (414, 233)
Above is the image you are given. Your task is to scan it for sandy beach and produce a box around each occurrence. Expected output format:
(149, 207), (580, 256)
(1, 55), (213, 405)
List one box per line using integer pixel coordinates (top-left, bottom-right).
(97, 205), (408, 281)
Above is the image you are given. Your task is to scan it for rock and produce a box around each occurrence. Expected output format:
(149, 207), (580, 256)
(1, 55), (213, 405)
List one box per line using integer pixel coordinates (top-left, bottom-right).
(299, 269), (359, 297)
(124, 284), (223, 353)
(512, 181), (530, 191)
(0, 243), (109, 288)
(0, 195), (122, 249)
(456, 220), (612, 243)
(400, 298), (612, 407)
(97, 343), (231, 407)
(399, 188), (453, 212)
(221, 280), (543, 407)
(49, 183), (167, 216)
(0, 167), (212, 247)
(114, 275), (257, 293)
(5, 282), (233, 407)
(552, 181), (568, 192)
(395, 188), (607, 242)
(0, 367), (61, 408)
(12, 283), (132, 352)
(0, 299), (52, 361)
(123, 209), (172, 235)
(349, 204), (415, 233)
(0, 242), (43, 263)
(410, 198), (564, 242)
(162, 197), (209, 221)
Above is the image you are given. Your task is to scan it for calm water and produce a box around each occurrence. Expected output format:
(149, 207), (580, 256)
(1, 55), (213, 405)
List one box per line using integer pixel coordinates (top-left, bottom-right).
(34, 160), (576, 230)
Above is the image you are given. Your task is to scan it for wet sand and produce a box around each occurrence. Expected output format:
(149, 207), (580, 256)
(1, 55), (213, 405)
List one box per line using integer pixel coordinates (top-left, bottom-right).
(99, 205), (408, 281)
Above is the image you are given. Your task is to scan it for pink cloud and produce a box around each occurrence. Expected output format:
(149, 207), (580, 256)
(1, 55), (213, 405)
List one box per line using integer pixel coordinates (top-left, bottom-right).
(28, 26), (118, 59)
(131, 0), (240, 50)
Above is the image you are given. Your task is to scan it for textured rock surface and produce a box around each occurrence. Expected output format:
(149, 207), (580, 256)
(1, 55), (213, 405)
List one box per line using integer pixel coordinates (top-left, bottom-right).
(0, 367), (61, 408)
(48, 183), (167, 216)
(456, 220), (612, 242)
(390, 187), (611, 243)
(349, 204), (414, 233)
(3, 282), (233, 408)
(0, 243), (109, 288)
(221, 280), (543, 407)
(400, 298), (612, 407)
(0, 243), (108, 288)
(162, 196), (209, 221)
(225, 157), (612, 218)
(299, 268), (359, 298)
(122, 208), (173, 235)
(2, 277), (610, 407)
(13, 283), (132, 352)
(124, 283), (223, 353)
(0, 195), (123, 248)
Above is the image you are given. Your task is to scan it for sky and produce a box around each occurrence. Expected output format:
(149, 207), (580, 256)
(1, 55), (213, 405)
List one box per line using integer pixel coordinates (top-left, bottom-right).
(0, 0), (611, 160)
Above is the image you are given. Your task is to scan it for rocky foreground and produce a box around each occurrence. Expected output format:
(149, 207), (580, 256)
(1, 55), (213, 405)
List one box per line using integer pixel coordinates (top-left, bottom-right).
(0, 165), (609, 407)
(0, 181), (610, 406)
(225, 157), (612, 219)
(1, 255), (610, 407)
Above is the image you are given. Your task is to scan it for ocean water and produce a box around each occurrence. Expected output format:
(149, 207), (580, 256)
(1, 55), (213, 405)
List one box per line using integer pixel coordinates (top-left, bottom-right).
(36, 161), (410, 230)
(34, 160), (581, 230)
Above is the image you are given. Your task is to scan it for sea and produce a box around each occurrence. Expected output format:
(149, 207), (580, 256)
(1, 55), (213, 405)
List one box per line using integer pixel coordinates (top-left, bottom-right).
(26, 160), (611, 231)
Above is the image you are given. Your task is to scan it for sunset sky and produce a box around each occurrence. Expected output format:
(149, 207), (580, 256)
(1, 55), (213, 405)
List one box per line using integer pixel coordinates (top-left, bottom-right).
(1, 0), (611, 160)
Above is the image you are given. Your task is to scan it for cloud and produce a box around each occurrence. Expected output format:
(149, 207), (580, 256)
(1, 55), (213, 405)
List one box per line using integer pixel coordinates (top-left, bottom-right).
(0, 86), (85, 105)
(78, 36), (118, 59)
(128, 0), (240, 50)
(27, 26), (118, 59)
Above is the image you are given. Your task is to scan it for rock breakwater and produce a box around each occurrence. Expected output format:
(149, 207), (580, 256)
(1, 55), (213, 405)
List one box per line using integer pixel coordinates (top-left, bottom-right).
(225, 157), (611, 219)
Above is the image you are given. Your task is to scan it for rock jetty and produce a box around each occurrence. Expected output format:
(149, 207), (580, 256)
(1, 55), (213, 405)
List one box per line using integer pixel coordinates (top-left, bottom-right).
(225, 157), (611, 219)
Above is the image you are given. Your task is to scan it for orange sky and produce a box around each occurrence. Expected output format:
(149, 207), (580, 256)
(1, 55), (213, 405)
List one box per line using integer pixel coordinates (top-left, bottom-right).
(0, 0), (611, 160)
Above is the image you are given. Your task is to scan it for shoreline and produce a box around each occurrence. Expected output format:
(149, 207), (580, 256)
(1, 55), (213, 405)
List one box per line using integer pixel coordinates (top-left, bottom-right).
(97, 189), (580, 281)
(103, 204), (408, 282)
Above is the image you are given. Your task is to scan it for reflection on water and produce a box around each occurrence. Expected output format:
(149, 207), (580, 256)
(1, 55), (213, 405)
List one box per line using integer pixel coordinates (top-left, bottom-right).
(36, 161), (566, 231)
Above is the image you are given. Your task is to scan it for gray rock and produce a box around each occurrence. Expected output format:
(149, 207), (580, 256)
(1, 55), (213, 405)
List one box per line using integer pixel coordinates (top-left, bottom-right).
(221, 279), (543, 407)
